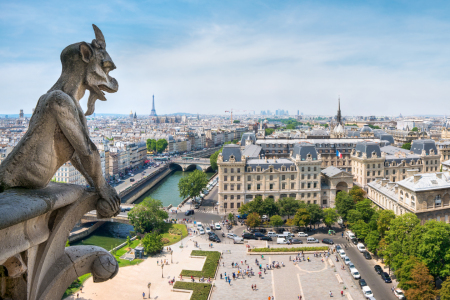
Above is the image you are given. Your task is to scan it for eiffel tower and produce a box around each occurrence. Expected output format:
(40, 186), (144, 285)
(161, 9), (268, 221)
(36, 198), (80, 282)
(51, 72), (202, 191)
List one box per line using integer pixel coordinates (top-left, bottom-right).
(150, 95), (157, 116)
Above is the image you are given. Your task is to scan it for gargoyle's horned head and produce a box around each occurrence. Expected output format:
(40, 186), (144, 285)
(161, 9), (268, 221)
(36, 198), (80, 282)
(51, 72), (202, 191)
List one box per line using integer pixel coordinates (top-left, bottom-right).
(58, 24), (119, 115)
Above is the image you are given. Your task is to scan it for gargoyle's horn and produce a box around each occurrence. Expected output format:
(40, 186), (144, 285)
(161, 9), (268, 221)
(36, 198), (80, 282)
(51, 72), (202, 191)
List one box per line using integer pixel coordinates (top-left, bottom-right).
(92, 24), (106, 48)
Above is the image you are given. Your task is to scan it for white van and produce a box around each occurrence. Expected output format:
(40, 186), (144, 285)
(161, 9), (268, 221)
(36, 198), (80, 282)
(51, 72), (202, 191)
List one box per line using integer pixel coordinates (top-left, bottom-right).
(362, 286), (374, 298)
(197, 222), (203, 229)
(277, 237), (288, 244)
(346, 231), (356, 240)
(267, 231), (277, 237)
(351, 269), (361, 279)
(357, 243), (366, 252)
(306, 237), (319, 243)
(283, 231), (293, 237)
(277, 233), (290, 239)
(234, 237), (244, 244)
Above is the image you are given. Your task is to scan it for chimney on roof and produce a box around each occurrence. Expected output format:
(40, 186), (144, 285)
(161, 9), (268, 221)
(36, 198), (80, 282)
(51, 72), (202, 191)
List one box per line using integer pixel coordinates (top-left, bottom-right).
(387, 182), (395, 188)
(414, 174), (421, 183)
(437, 172), (443, 179)
(381, 178), (389, 186)
(406, 169), (419, 177)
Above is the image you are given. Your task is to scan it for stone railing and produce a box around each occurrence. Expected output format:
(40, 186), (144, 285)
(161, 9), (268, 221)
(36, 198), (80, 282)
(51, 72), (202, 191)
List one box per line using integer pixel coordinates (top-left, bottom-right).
(0, 182), (118, 300)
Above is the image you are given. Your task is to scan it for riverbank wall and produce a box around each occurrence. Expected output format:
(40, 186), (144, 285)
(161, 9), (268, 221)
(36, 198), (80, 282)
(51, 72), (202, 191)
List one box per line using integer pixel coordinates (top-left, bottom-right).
(69, 221), (106, 243)
(124, 168), (174, 204)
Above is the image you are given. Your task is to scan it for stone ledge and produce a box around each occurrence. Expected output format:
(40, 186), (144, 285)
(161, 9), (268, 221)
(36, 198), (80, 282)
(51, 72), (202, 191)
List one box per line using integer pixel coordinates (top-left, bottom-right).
(0, 182), (93, 230)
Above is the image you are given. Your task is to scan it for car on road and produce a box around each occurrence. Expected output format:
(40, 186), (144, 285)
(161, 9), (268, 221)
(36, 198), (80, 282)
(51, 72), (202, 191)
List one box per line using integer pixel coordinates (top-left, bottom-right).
(357, 243), (366, 252)
(233, 237), (244, 244)
(363, 252), (372, 260)
(277, 238), (289, 244)
(199, 228), (205, 235)
(205, 227), (211, 234)
(297, 232), (308, 237)
(243, 233), (256, 240)
(306, 237), (319, 243)
(322, 238), (334, 245)
(254, 232), (266, 239)
(335, 245), (342, 251)
(227, 233), (238, 239)
(374, 265), (383, 274)
(362, 286), (374, 298)
(207, 232), (215, 236)
(194, 204), (200, 209)
(214, 223), (221, 230)
(209, 235), (221, 243)
(348, 262), (356, 271)
(268, 231), (278, 237)
(260, 236), (272, 241)
(185, 210), (195, 216)
(351, 269), (361, 279)
(262, 215), (269, 220)
(344, 256), (351, 265)
(130, 178), (135, 182)
(394, 288), (405, 299)
(338, 250), (346, 258)
(359, 279), (367, 289)
(351, 238), (358, 245)
(381, 272), (392, 283)
(290, 239), (303, 244)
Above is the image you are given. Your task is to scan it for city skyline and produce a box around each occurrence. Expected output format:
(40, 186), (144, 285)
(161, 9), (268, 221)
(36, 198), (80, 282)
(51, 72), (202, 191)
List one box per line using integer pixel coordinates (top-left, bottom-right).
(1, 1), (450, 116)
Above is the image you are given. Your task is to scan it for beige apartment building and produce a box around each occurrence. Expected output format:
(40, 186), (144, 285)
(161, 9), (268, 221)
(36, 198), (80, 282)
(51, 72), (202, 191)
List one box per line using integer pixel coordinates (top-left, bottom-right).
(217, 143), (352, 213)
(351, 140), (440, 188)
(368, 171), (450, 224)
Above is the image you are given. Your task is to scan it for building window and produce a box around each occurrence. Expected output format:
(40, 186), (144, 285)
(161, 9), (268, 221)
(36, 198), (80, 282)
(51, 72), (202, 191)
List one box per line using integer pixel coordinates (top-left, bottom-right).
(313, 182), (317, 188)
(237, 176), (240, 181)
(282, 175), (285, 180)
(224, 168), (227, 173)
(302, 167), (304, 172)
(248, 184), (251, 190)
(231, 185), (234, 191)
(270, 175), (273, 180)
(224, 184), (228, 190)
(323, 199), (327, 205)
(231, 168), (234, 173)
(230, 176), (234, 181)
(257, 175), (260, 181)
(231, 195), (234, 200)
(291, 175), (295, 180)
(301, 193), (305, 198)
(224, 203), (227, 208)
(307, 193), (310, 198)
(237, 184), (241, 190)
(307, 183), (311, 188)
(436, 195), (442, 207)
(367, 171), (370, 176)
(224, 176), (227, 181)
(282, 183), (286, 189)
(301, 183), (305, 189)
(237, 168), (240, 173)
(257, 184), (261, 190)
(386, 170), (389, 175)
(270, 184), (273, 190)
(248, 176), (251, 181)
(237, 202), (241, 208)
(230, 203), (234, 208)
(247, 167), (252, 172)
(224, 195), (227, 200)
(291, 183), (295, 189)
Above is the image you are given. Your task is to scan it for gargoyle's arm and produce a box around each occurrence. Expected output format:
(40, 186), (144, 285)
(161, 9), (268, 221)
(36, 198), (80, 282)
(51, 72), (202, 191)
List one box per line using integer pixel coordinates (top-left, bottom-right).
(70, 152), (96, 188)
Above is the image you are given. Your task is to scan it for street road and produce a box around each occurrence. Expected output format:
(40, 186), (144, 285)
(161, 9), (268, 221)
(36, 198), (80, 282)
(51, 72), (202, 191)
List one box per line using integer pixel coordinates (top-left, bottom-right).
(112, 164), (166, 193)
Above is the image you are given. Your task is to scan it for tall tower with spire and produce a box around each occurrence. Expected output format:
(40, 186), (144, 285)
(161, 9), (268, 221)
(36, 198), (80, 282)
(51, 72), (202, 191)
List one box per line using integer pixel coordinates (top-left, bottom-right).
(336, 97), (342, 124)
(150, 95), (157, 116)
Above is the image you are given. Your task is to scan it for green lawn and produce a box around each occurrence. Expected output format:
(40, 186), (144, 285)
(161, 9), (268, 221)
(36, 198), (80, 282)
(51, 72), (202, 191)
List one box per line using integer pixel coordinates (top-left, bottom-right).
(250, 246), (329, 252)
(62, 273), (91, 298)
(161, 223), (188, 246)
(180, 250), (220, 278)
(173, 281), (212, 300)
(113, 238), (143, 267)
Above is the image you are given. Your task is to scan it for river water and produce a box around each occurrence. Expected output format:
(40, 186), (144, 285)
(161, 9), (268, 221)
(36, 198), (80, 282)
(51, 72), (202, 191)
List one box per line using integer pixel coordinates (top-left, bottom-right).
(72, 170), (214, 250)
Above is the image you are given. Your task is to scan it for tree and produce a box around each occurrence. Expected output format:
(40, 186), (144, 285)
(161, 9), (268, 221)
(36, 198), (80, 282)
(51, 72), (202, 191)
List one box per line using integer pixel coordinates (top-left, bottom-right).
(210, 150), (219, 171)
(411, 127), (419, 132)
(233, 120), (240, 123)
(285, 218), (295, 226)
(270, 215), (284, 227)
(265, 128), (275, 135)
(126, 236), (131, 247)
(417, 220), (450, 279)
(401, 143), (411, 150)
(293, 208), (310, 227)
(351, 220), (370, 240)
(347, 209), (363, 225)
(228, 213), (234, 222)
(355, 198), (375, 223)
(377, 210), (396, 238)
(142, 231), (164, 255)
(404, 262), (438, 300)
(440, 277), (450, 300)
(306, 203), (324, 227)
(278, 197), (301, 219)
(396, 256), (421, 290)
(335, 191), (355, 221)
(349, 185), (366, 202)
(156, 139), (168, 153)
(365, 230), (380, 253)
(238, 196), (264, 216)
(127, 197), (169, 234)
(322, 208), (339, 227)
(146, 138), (157, 152)
(261, 197), (279, 217)
(178, 170), (208, 199)
(246, 212), (261, 228)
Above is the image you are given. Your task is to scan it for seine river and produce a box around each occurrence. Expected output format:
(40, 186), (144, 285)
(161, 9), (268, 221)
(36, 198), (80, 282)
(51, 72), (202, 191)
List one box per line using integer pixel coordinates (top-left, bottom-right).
(72, 170), (214, 249)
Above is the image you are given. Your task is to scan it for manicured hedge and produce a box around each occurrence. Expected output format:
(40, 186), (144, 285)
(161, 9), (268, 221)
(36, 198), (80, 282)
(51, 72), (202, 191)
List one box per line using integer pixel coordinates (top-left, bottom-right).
(180, 250), (220, 278)
(173, 282), (212, 300)
(250, 246), (329, 252)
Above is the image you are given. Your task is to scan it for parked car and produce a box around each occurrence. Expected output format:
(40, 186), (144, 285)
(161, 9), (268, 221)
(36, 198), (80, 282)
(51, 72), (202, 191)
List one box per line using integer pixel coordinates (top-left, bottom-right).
(381, 272), (392, 283)
(277, 238), (289, 244)
(297, 232), (308, 237)
(348, 262), (356, 271)
(362, 286), (374, 298)
(357, 243), (366, 252)
(194, 204), (200, 209)
(344, 256), (351, 265)
(290, 239), (303, 244)
(364, 252), (372, 260)
(227, 233), (238, 239)
(351, 238), (358, 245)
(359, 279), (367, 289)
(185, 210), (195, 216)
(243, 233), (256, 240)
(199, 228), (205, 235)
(394, 288), (405, 299)
(338, 250), (346, 258)
(335, 245), (342, 251)
(322, 238), (334, 245)
(214, 223), (221, 230)
(209, 235), (221, 243)
(268, 231), (278, 237)
(233, 237), (244, 244)
(130, 178), (135, 182)
(254, 232), (266, 239)
(260, 236), (272, 241)
(307, 237), (319, 243)
(374, 265), (383, 274)
(205, 227), (211, 234)
(351, 269), (361, 279)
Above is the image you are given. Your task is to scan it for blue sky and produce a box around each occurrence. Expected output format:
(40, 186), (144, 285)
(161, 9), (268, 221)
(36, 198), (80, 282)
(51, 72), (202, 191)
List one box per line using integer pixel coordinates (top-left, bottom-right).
(1, 0), (450, 116)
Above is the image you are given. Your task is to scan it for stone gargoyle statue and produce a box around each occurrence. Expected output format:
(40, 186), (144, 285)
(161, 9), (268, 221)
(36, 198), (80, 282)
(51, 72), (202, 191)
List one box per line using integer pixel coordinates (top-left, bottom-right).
(0, 24), (120, 219)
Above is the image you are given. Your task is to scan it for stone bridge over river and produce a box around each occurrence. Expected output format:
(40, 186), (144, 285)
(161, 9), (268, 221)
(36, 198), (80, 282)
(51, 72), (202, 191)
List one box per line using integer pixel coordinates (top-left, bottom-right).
(169, 158), (213, 172)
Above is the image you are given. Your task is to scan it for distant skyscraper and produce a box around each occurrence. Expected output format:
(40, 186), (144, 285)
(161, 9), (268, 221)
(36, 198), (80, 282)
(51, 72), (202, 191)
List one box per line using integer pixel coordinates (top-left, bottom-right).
(150, 95), (157, 116)
(19, 109), (24, 118)
(297, 110), (299, 116)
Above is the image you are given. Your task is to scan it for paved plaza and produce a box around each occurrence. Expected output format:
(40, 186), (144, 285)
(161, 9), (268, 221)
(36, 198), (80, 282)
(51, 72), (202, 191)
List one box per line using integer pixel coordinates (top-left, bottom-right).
(67, 223), (368, 300)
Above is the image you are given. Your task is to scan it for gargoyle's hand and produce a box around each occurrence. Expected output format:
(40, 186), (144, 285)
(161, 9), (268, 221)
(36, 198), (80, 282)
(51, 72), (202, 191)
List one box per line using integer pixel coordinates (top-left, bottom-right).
(96, 183), (121, 218)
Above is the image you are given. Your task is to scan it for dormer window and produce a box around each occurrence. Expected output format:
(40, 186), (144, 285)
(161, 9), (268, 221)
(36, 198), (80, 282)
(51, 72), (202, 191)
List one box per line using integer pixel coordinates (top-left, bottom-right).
(247, 167), (252, 172)
(282, 166), (286, 171)
(230, 155), (235, 160)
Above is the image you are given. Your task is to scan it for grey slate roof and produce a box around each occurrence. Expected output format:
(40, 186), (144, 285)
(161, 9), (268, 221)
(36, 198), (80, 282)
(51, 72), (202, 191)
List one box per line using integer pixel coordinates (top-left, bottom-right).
(380, 134), (394, 145)
(411, 139), (437, 155)
(222, 145), (242, 162)
(246, 158), (294, 170)
(380, 145), (420, 163)
(241, 144), (263, 159)
(354, 141), (381, 158)
(240, 132), (256, 146)
(360, 124), (373, 133)
(292, 142), (318, 160)
(321, 166), (345, 177)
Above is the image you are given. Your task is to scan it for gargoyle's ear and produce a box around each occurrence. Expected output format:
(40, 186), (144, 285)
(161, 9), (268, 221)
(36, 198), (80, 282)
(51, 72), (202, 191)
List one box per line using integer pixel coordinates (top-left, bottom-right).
(79, 42), (93, 63)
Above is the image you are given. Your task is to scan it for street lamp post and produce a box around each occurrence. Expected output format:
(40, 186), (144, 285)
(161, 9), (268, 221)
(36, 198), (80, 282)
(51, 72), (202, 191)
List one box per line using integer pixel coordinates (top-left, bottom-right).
(148, 282), (151, 299)
(171, 250), (173, 263)
(161, 264), (164, 278)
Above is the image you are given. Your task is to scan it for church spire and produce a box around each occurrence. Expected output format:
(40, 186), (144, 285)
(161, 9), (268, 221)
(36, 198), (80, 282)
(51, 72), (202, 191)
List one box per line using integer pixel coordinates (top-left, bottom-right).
(336, 97), (342, 124)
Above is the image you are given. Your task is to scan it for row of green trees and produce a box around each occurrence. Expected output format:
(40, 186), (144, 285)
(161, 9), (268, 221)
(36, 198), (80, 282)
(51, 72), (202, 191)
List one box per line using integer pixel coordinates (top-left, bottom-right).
(238, 196), (339, 229)
(336, 187), (450, 300)
(146, 138), (168, 153)
(178, 169), (209, 199)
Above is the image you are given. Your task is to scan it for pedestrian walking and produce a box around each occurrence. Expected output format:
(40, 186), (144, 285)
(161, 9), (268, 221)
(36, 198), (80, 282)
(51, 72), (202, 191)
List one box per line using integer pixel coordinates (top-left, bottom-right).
(329, 291), (332, 297)
(80, 288), (82, 293)
(341, 290), (344, 297)
(77, 293), (79, 298)
(252, 284), (254, 290)
(228, 278), (231, 285)
(142, 292), (145, 299)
